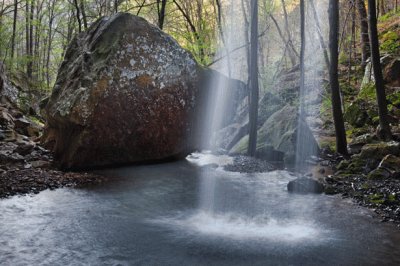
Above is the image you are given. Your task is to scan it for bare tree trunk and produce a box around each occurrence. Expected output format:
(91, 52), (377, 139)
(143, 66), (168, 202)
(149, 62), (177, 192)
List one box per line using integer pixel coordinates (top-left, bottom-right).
(10, 0), (18, 69)
(46, 0), (56, 89)
(356, 0), (370, 68)
(80, 0), (88, 30)
(280, 0), (296, 66)
(157, 0), (167, 30)
(368, 0), (392, 140)
(248, 0), (259, 157)
(25, 0), (29, 75)
(27, 0), (34, 79)
(329, 0), (348, 155)
(73, 0), (82, 33)
(299, 0), (305, 115)
(241, 0), (251, 88)
(172, 0), (205, 63)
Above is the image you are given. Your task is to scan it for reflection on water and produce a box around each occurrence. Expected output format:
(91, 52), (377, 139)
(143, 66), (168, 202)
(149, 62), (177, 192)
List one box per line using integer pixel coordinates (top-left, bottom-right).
(0, 157), (400, 265)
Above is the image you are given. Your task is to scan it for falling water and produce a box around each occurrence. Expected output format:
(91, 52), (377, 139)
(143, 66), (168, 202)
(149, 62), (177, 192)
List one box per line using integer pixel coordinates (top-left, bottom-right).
(196, 0), (329, 239)
(295, 0), (329, 172)
(198, 0), (247, 212)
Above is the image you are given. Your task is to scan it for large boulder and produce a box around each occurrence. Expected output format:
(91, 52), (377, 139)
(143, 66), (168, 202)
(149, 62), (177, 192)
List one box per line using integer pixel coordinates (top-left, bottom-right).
(43, 13), (201, 169)
(230, 105), (319, 162)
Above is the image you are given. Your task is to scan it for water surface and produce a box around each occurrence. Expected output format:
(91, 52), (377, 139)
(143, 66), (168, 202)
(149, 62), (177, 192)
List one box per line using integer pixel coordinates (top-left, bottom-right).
(1, 156), (400, 265)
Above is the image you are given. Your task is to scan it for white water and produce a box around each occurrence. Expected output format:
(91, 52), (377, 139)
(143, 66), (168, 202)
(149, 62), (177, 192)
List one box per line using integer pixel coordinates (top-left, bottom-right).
(196, 0), (329, 241)
(153, 211), (324, 243)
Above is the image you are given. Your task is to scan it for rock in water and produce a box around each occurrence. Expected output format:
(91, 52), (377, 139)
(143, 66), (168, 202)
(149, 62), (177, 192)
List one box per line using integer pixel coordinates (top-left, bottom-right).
(43, 13), (199, 169)
(287, 177), (324, 194)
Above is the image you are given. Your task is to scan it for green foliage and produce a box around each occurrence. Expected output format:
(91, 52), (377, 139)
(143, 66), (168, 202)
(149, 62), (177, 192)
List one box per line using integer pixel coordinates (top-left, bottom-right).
(380, 31), (400, 54)
(387, 91), (400, 107)
(379, 9), (400, 22)
(369, 193), (385, 204)
(358, 82), (376, 101)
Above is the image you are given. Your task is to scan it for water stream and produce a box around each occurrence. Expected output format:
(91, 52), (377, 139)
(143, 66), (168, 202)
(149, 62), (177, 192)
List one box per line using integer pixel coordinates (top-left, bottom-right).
(1, 156), (400, 265)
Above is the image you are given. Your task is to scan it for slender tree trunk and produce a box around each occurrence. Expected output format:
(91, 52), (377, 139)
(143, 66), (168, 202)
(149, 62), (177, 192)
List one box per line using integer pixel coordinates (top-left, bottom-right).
(299, 0), (305, 115)
(248, 0), (259, 157)
(46, 0), (55, 89)
(380, 0), (386, 15)
(73, 0), (82, 33)
(10, 0), (18, 69)
(329, 0), (348, 155)
(280, 0), (296, 66)
(80, 0), (88, 30)
(25, 0), (29, 75)
(27, 0), (34, 79)
(241, 0), (251, 89)
(368, 0), (392, 140)
(356, 0), (370, 68)
(157, 0), (167, 30)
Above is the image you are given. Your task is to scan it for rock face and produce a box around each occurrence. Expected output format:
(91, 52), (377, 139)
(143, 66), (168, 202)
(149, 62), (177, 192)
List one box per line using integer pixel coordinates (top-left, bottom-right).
(43, 13), (200, 169)
(0, 62), (18, 105)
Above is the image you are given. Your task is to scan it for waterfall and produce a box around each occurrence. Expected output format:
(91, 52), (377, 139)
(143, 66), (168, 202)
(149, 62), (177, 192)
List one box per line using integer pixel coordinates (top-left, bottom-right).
(198, 0), (247, 212)
(295, 0), (328, 172)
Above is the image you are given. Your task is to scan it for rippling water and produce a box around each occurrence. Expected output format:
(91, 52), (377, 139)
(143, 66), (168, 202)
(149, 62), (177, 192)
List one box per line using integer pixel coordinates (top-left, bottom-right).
(1, 156), (400, 265)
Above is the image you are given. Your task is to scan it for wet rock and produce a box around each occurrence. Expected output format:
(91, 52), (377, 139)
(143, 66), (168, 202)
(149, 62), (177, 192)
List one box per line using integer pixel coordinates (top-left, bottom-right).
(43, 13), (200, 169)
(231, 105), (319, 163)
(287, 177), (324, 194)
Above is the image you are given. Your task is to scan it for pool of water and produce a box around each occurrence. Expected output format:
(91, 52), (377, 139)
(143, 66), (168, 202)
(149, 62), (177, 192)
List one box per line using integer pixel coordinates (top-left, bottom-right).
(1, 155), (400, 265)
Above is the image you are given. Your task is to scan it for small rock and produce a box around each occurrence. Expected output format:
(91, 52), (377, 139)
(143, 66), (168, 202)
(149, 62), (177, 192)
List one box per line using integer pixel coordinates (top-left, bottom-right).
(14, 142), (35, 156)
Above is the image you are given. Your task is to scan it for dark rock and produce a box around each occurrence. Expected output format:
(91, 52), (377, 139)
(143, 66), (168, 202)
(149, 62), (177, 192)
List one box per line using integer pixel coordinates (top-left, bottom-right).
(287, 177), (324, 194)
(383, 57), (400, 87)
(368, 155), (400, 180)
(348, 133), (376, 154)
(223, 155), (275, 173)
(359, 141), (400, 160)
(14, 141), (35, 156)
(43, 13), (200, 169)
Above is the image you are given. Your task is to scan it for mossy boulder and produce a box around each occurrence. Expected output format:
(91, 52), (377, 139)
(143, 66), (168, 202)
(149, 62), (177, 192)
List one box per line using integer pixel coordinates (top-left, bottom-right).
(359, 141), (400, 160)
(230, 105), (319, 162)
(344, 100), (369, 128)
(368, 167), (392, 180)
(369, 154), (400, 179)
